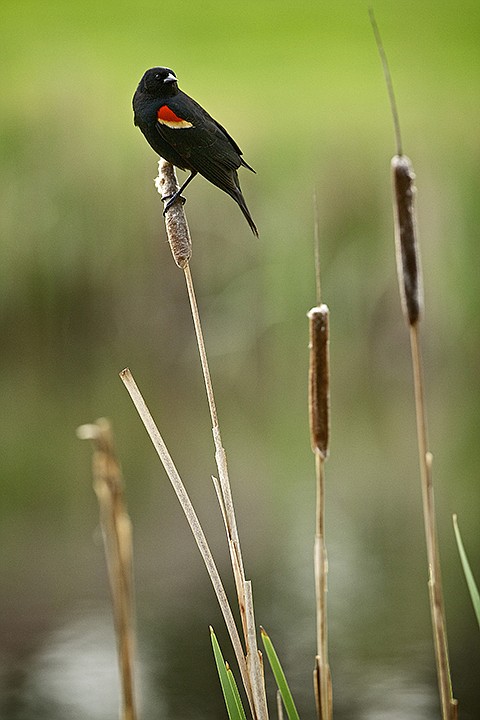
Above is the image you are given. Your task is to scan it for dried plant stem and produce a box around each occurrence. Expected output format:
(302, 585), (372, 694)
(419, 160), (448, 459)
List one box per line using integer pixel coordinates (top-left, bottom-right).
(119, 368), (255, 716)
(245, 581), (269, 720)
(77, 419), (138, 720)
(183, 262), (267, 720)
(183, 264), (246, 598)
(183, 263), (219, 428)
(390, 153), (456, 720)
(370, 15), (457, 714)
(308, 223), (332, 720)
(314, 452), (331, 720)
(276, 690), (284, 720)
(151, 160), (268, 719)
(409, 326), (457, 720)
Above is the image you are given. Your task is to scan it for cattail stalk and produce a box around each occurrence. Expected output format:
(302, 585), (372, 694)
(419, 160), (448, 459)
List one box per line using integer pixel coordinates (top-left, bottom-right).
(309, 305), (332, 720)
(118, 369), (256, 716)
(123, 160), (268, 720)
(308, 201), (332, 720)
(77, 419), (138, 720)
(371, 10), (457, 717)
(392, 156), (457, 719)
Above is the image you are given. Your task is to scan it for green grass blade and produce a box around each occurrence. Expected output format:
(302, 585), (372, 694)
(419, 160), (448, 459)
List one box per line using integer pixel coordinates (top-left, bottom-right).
(260, 627), (301, 720)
(210, 627), (247, 720)
(453, 514), (480, 629)
(226, 663), (247, 720)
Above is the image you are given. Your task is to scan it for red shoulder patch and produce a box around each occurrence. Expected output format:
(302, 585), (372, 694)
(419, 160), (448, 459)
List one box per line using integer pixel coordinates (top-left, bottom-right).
(157, 105), (193, 128)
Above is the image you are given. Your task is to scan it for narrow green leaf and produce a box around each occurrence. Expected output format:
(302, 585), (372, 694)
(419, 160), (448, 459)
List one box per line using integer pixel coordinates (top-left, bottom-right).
(226, 663), (247, 720)
(260, 627), (301, 720)
(453, 515), (480, 629)
(210, 627), (246, 720)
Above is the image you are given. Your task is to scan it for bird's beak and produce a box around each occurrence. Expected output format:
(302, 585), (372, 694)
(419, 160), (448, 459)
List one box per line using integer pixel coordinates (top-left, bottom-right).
(164, 73), (177, 84)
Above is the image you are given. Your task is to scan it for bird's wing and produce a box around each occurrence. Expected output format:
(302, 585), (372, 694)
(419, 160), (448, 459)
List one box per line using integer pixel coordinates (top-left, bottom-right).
(155, 91), (253, 181)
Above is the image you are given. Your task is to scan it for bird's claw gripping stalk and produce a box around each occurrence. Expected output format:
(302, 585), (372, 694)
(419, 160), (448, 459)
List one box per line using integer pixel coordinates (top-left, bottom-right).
(162, 192), (187, 215)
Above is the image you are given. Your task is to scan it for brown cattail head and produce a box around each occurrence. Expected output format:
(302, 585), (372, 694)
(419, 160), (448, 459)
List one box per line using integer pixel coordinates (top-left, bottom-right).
(155, 159), (192, 268)
(392, 155), (423, 326)
(308, 304), (330, 458)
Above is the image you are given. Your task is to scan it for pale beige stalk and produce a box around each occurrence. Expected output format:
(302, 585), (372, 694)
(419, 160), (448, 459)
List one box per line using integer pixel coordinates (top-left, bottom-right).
(119, 368), (255, 716)
(371, 10), (457, 715)
(77, 419), (138, 720)
(123, 160), (269, 720)
(308, 210), (332, 720)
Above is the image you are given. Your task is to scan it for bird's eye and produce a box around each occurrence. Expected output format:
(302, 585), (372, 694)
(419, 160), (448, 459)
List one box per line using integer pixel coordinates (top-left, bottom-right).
(154, 73), (160, 79)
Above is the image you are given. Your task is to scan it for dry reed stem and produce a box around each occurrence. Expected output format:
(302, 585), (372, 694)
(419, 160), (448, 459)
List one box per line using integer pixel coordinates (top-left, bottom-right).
(183, 238), (269, 720)
(154, 159), (267, 718)
(119, 368), (256, 716)
(313, 655), (332, 720)
(391, 145), (456, 720)
(183, 260), (253, 670)
(409, 328), (457, 720)
(76, 419), (138, 720)
(276, 690), (284, 720)
(370, 14), (457, 715)
(390, 136), (456, 720)
(313, 454), (331, 720)
(309, 224), (332, 720)
(310, 383), (332, 720)
(245, 581), (269, 720)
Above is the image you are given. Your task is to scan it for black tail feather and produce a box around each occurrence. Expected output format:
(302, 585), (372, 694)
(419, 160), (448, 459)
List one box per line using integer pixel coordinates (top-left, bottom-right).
(233, 189), (258, 237)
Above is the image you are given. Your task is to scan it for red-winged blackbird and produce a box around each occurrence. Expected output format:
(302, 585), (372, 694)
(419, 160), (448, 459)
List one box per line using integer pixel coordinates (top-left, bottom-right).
(133, 67), (258, 236)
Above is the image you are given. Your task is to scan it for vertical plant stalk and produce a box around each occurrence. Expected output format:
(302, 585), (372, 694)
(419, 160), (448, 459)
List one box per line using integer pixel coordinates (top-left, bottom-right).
(183, 263), (250, 644)
(119, 368), (255, 716)
(392, 148), (457, 720)
(308, 207), (332, 720)
(408, 318), (456, 720)
(308, 307), (332, 720)
(245, 581), (269, 720)
(276, 690), (284, 720)
(157, 160), (246, 611)
(142, 160), (267, 719)
(77, 419), (138, 720)
(181, 230), (267, 720)
(371, 13), (457, 716)
(155, 162), (245, 602)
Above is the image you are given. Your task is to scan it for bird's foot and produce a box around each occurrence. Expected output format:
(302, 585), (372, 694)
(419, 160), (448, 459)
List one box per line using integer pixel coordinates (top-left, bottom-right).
(162, 192), (187, 215)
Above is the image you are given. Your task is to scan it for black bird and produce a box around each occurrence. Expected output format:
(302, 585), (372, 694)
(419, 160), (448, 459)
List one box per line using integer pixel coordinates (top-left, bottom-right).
(133, 67), (258, 236)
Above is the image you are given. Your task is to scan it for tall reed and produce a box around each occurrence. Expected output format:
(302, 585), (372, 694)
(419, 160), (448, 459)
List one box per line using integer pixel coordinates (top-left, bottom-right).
(77, 418), (138, 720)
(121, 159), (268, 720)
(308, 207), (332, 720)
(370, 11), (457, 719)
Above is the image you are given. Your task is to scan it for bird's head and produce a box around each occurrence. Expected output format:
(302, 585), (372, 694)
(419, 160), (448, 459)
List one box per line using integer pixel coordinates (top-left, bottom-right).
(140, 67), (178, 96)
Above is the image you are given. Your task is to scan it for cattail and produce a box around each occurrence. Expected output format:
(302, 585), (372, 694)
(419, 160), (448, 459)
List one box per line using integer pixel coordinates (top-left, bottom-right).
(369, 11), (423, 327)
(308, 304), (330, 458)
(392, 155), (423, 326)
(155, 158), (192, 268)
(371, 10), (457, 717)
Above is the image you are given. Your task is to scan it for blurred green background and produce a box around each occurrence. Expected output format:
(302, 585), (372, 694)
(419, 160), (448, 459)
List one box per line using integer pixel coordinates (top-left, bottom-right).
(1, 0), (479, 718)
